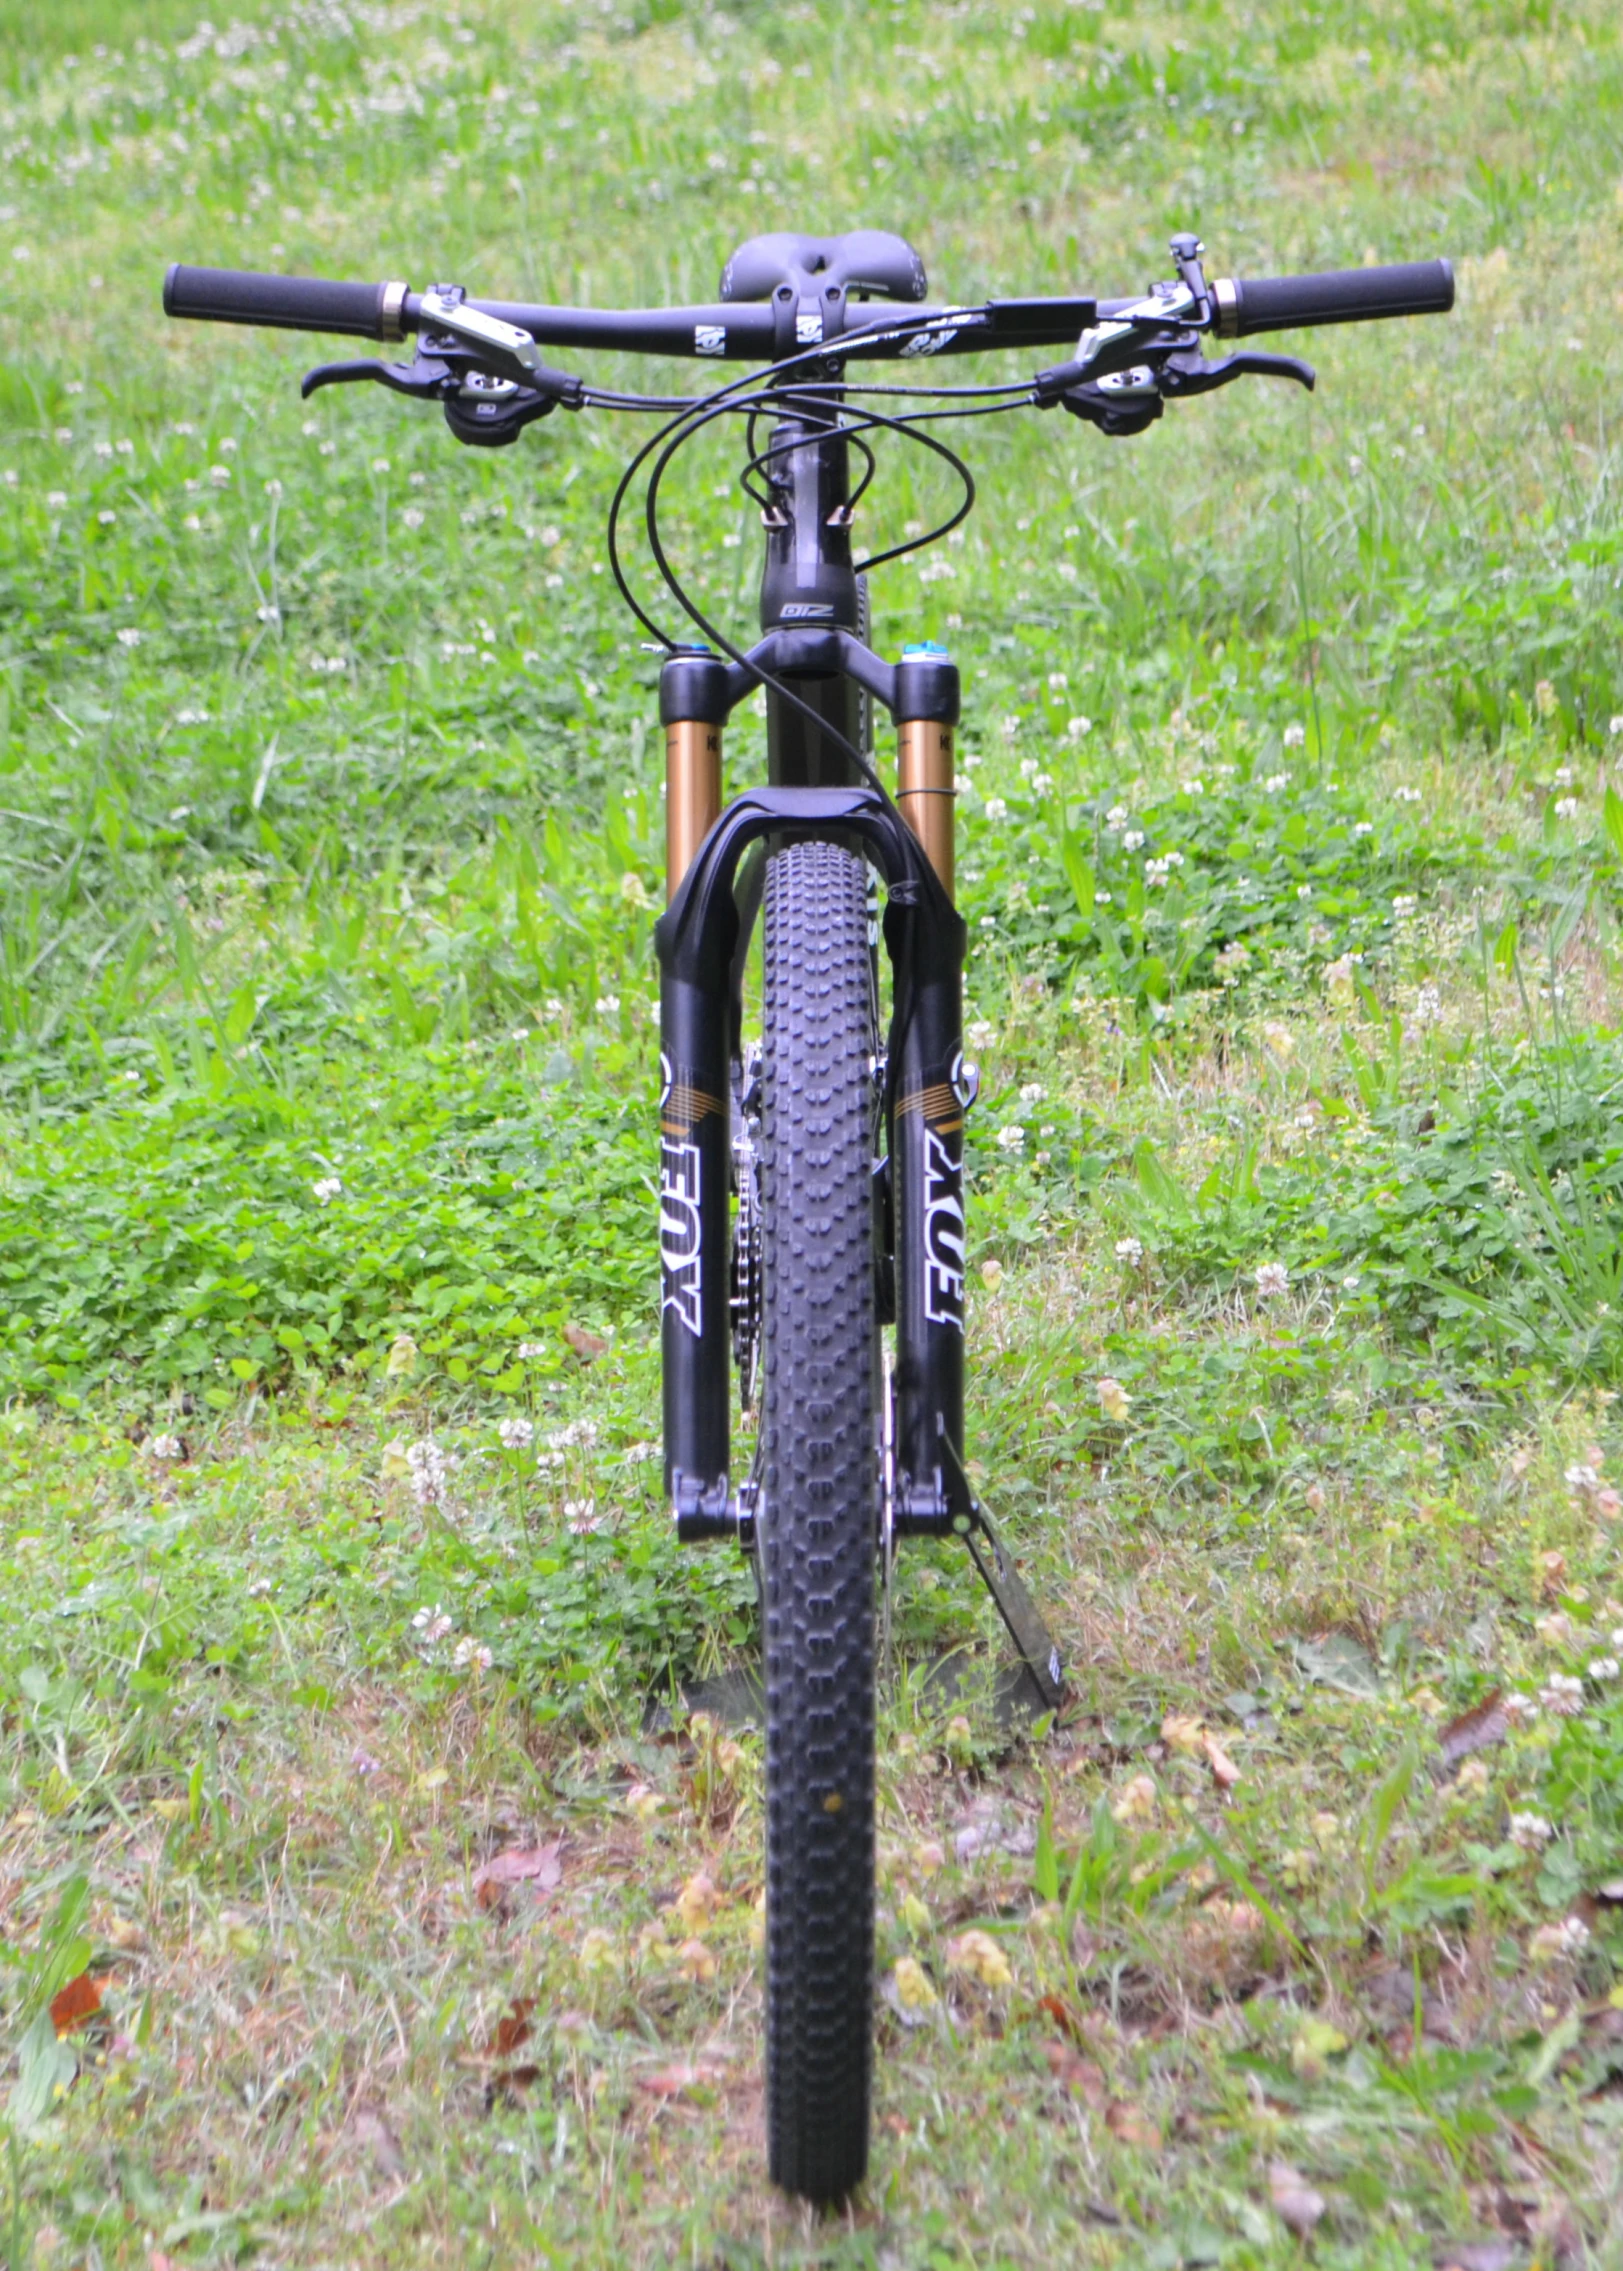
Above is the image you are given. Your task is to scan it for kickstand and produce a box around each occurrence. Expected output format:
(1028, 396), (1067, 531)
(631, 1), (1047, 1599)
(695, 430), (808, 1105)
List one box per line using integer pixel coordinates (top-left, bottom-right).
(943, 1443), (1067, 1711)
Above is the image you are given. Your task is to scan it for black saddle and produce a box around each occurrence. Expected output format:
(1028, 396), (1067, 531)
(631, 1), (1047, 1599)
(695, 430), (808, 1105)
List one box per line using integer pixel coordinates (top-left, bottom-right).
(720, 229), (927, 306)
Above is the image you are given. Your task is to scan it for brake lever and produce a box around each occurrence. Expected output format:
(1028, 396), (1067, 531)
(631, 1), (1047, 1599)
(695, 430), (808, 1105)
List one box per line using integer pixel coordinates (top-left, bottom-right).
(1158, 346), (1316, 397)
(301, 354), (452, 401)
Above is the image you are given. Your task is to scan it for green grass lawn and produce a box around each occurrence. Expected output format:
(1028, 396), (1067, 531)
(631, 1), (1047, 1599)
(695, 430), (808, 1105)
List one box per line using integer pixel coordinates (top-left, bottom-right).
(3, 0), (1623, 2263)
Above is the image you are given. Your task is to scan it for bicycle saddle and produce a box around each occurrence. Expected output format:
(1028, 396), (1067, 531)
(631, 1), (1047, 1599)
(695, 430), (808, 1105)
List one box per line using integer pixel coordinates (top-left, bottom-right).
(720, 229), (927, 305)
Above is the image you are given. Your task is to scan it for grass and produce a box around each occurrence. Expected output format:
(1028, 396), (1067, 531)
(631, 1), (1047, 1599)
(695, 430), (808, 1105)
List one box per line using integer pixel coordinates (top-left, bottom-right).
(2, 0), (1623, 2262)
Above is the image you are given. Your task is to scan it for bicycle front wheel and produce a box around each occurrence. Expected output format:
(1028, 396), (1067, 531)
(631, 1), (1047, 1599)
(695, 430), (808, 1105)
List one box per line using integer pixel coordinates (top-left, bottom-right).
(758, 836), (879, 2203)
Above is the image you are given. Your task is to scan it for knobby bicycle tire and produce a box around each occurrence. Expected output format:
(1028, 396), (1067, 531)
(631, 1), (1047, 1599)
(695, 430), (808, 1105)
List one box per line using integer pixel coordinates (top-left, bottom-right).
(759, 837), (879, 2202)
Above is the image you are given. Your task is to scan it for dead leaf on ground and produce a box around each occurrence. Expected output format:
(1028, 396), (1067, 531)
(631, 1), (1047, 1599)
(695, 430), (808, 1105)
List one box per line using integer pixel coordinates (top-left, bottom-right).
(563, 1322), (609, 1362)
(1293, 1633), (1381, 1698)
(1037, 1992), (1087, 2041)
(49, 1971), (102, 2035)
(637, 2058), (725, 2100)
(1104, 2100), (1161, 2150)
(490, 1997), (537, 2057)
(1269, 2159), (1327, 2237)
(1438, 1689), (1508, 1768)
(1201, 1729), (1241, 1789)
(349, 2104), (408, 2182)
(1041, 2040), (1107, 2107)
(472, 1841), (562, 1909)
(1432, 2245), (1517, 2271)
(1161, 1712), (1205, 1755)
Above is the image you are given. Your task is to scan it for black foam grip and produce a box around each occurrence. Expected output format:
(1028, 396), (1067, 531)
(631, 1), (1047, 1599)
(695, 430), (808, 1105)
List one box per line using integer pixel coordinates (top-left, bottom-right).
(1230, 259), (1454, 336)
(163, 265), (389, 339)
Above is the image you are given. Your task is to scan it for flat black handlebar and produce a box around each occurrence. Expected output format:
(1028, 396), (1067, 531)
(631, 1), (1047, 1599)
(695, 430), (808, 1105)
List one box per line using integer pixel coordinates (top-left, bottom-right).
(164, 262), (1100, 362)
(1218, 259), (1454, 337)
(163, 255), (1454, 363)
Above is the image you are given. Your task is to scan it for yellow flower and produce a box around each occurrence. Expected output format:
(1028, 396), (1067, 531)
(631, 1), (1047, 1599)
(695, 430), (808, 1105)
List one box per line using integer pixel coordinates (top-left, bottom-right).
(946, 1929), (1013, 1989)
(893, 1956), (938, 2010)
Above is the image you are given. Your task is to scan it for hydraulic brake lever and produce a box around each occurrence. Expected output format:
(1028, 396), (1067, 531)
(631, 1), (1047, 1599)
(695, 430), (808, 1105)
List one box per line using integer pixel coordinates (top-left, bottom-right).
(1158, 345), (1316, 398)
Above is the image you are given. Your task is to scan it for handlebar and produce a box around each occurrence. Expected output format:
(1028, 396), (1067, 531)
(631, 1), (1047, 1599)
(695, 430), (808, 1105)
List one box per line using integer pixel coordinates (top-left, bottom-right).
(1214, 259), (1454, 338)
(163, 262), (1101, 363)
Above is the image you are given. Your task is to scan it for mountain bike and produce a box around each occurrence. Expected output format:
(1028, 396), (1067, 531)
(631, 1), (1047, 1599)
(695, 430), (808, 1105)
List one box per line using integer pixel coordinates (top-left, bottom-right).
(164, 229), (1454, 2202)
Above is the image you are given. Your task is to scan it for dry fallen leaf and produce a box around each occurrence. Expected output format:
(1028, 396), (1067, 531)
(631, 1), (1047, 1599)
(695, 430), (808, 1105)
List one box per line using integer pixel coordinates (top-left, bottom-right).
(1041, 2040), (1106, 2107)
(1433, 2246), (1516, 2271)
(1161, 1713), (1206, 1755)
(564, 1322), (609, 1362)
(1268, 2158), (1327, 2237)
(472, 1841), (561, 1909)
(675, 1936), (717, 1982)
(638, 2058), (723, 2100)
(1201, 1730), (1241, 1789)
(1438, 1689), (1508, 1768)
(103, 1916), (145, 1952)
(1110, 1773), (1158, 1827)
(491, 1997), (537, 2058)
(349, 2104), (408, 2182)
(1104, 2100), (1162, 2151)
(675, 1871), (717, 1932)
(945, 1929), (1014, 1989)
(49, 1971), (102, 2036)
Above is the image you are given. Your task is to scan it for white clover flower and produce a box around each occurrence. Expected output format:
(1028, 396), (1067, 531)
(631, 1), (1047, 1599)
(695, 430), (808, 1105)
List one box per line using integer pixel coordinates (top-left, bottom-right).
(1554, 796), (1578, 819)
(209, 464), (231, 486)
(1255, 1261), (1289, 1300)
(1565, 1462), (1601, 1497)
(183, 513), (201, 531)
(1353, 820), (1374, 837)
(1019, 1081), (1045, 1104)
(1067, 715), (1093, 739)
(1610, 714), (1623, 738)
(983, 796), (1008, 821)
(1296, 883), (1313, 901)
(1145, 857), (1171, 887)
(1114, 1236), (1143, 1265)
(1501, 1691), (1539, 1724)
(1180, 777), (1204, 796)
(1047, 670), (1068, 690)
(46, 489), (66, 509)
(1509, 1811), (1553, 1851)
(547, 1419), (600, 1450)
(1394, 785), (1422, 804)
(1096, 1376), (1131, 1424)
(1283, 723), (1306, 747)
(246, 1576), (275, 1599)
(595, 994), (621, 1016)
(967, 1017), (996, 1049)
(997, 1124), (1026, 1151)
(1414, 983), (1441, 1025)
(1104, 803), (1128, 825)
(218, 437), (237, 455)
(498, 1416), (534, 1450)
(405, 1439), (449, 1507)
(1391, 893), (1417, 918)
(147, 1431), (183, 1461)
(1122, 829), (1145, 851)
(256, 603), (280, 624)
(1539, 1673), (1584, 1717)
(1030, 771), (1055, 794)
(401, 507), (424, 530)
(263, 477), (283, 499)
(1587, 1655), (1620, 1680)
(412, 1603), (453, 1644)
(1000, 715), (1021, 739)
(94, 440), (114, 460)
(1553, 765), (1574, 788)
(311, 1176), (342, 1202)
(1341, 1275), (1362, 1292)
(515, 1340), (547, 1361)
(565, 1498), (603, 1534)
(1262, 772), (1289, 792)
(1529, 1916), (1590, 1963)
(452, 1636), (494, 1672)
(371, 456), (391, 474)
